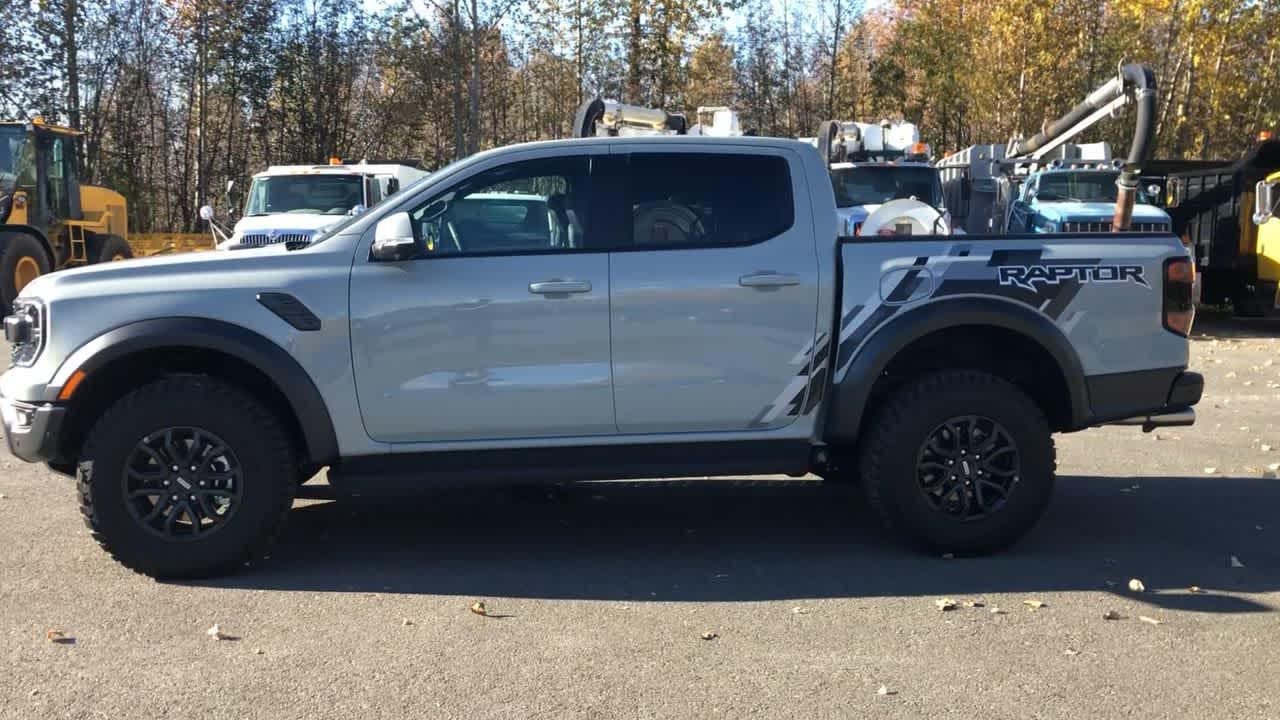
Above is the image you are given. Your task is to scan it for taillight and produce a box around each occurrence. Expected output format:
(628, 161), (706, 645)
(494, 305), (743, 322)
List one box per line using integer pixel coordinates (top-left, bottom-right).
(1163, 256), (1194, 336)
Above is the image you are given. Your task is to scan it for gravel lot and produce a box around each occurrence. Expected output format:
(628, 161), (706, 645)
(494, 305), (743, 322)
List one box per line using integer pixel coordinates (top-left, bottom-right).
(2, 310), (1278, 719)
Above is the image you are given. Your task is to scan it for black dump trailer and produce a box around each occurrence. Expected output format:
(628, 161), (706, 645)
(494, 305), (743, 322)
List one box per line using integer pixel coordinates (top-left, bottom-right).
(1145, 139), (1280, 315)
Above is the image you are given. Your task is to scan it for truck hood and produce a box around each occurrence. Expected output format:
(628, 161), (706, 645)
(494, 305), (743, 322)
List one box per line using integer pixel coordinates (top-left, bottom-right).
(1037, 202), (1171, 223)
(232, 213), (345, 235)
(18, 242), (297, 301)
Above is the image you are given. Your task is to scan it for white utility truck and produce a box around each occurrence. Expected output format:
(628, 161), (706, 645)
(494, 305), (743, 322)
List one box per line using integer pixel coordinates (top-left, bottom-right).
(201, 159), (428, 250)
(805, 120), (955, 237)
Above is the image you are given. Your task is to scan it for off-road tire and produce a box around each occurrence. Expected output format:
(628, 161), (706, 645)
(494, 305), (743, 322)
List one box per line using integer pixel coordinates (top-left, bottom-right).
(0, 232), (50, 310)
(77, 376), (297, 579)
(858, 370), (1056, 555)
(95, 234), (134, 263)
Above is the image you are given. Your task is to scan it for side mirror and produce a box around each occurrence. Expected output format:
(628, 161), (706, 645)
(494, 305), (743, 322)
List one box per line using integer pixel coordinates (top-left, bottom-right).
(198, 205), (215, 221)
(349, 204), (366, 216)
(1255, 181), (1278, 225)
(1146, 183), (1161, 198)
(371, 212), (419, 261)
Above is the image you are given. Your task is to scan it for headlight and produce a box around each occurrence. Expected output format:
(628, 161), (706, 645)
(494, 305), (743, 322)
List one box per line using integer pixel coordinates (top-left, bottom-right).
(5, 298), (46, 367)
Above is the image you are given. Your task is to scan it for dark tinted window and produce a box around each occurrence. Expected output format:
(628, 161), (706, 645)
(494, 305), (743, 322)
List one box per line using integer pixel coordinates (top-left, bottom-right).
(409, 156), (590, 256)
(623, 153), (794, 248)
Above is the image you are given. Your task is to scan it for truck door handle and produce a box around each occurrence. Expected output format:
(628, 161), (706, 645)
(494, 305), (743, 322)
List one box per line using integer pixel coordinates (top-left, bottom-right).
(739, 272), (801, 288)
(529, 280), (592, 295)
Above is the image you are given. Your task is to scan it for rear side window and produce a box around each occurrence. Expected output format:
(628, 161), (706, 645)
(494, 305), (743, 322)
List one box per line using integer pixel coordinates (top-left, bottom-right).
(622, 153), (794, 248)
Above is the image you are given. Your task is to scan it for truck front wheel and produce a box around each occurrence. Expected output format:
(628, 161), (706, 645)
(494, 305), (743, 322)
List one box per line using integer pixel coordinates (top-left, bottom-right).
(859, 370), (1056, 555)
(77, 376), (297, 579)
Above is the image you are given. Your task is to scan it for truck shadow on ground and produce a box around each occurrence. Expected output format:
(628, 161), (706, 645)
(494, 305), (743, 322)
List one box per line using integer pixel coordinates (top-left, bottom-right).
(198, 474), (1279, 613)
(1192, 308), (1280, 340)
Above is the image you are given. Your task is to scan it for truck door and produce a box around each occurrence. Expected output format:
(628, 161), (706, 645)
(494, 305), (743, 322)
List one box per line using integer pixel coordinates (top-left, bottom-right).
(348, 152), (616, 442)
(606, 149), (821, 433)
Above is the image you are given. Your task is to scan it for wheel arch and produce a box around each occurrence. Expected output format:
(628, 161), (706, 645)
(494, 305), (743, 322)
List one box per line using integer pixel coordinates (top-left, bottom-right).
(824, 296), (1089, 442)
(50, 317), (339, 468)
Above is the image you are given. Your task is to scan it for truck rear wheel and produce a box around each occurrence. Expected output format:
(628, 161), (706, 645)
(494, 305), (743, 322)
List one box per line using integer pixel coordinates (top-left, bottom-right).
(859, 370), (1056, 555)
(0, 233), (51, 309)
(77, 376), (297, 579)
(96, 234), (134, 263)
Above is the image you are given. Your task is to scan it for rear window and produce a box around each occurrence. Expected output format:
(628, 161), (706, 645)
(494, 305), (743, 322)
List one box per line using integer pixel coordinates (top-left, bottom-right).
(623, 153), (794, 248)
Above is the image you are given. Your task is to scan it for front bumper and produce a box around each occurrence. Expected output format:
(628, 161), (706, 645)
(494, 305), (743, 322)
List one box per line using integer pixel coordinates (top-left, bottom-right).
(1, 393), (65, 463)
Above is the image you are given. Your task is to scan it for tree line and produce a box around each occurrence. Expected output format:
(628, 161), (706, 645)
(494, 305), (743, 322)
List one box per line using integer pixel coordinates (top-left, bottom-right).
(2, 0), (1277, 233)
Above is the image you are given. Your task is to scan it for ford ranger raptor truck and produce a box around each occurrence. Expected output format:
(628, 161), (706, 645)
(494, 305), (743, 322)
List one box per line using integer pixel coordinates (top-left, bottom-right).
(2, 134), (1201, 579)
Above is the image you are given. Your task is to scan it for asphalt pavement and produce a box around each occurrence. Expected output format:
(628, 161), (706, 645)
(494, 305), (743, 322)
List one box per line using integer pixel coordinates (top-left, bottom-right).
(1, 310), (1277, 719)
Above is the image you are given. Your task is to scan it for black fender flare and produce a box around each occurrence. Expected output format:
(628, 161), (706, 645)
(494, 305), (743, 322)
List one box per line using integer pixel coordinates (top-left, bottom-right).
(823, 296), (1089, 442)
(50, 317), (339, 464)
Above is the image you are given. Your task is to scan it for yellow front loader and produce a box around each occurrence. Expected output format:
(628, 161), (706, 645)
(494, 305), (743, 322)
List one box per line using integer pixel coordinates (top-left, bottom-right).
(0, 118), (134, 308)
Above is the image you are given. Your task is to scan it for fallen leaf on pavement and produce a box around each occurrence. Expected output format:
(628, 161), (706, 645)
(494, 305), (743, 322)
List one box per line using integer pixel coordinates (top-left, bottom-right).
(45, 629), (74, 644)
(791, 606), (810, 615)
(206, 624), (228, 641)
(1230, 555), (1246, 568)
(29, 689), (38, 697)
(1128, 579), (1146, 593)
(877, 685), (898, 696)
(1064, 648), (1079, 656)
(1204, 467), (1218, 475)
(700, 631), (718, 641)
(1023, 600), (1046, 610)
(402, 618), (414, 626)
(989, 606), (1006, 615)
(1102, 610), (1123, 620)
(252, 648), (264, 655)
(962, 600), (984, 608)
(1138, 615), (1163, 626)
(935, 598), (957, 611)
(1263, 445), (1273, 452)
(470, 601), (488, 617)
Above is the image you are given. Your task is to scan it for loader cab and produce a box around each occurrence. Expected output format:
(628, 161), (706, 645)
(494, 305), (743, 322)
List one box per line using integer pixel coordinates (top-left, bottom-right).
(0, 120), (82, 232)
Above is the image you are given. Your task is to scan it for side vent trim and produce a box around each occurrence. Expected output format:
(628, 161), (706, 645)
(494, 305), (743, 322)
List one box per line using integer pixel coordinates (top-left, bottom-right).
(256, 293), (321, 331)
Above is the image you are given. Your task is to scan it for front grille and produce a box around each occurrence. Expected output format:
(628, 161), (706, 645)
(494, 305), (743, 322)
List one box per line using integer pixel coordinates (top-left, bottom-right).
(1062, 221), (1112, 233)
(1061, 221), (1170, 233)
(239, 231), (313, 247)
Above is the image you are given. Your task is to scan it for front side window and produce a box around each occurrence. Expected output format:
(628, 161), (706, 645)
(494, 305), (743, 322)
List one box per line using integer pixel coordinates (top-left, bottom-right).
(623, 153), (794, 248)
(244, 175), (365, 216)
(409, 156), (590, 256)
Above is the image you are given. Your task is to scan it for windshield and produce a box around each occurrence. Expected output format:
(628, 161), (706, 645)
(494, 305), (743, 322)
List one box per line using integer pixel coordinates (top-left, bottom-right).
(244, 175), (365, 216)
(0, 126), (35, 194)
(306, 166), (439, 246)
(830, 165), (943, 209)
(1035, 172), (1152, 204)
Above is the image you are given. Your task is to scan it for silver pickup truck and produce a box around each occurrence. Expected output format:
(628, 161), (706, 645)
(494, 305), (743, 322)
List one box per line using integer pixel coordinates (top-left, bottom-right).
(0, 137), (1202, 578)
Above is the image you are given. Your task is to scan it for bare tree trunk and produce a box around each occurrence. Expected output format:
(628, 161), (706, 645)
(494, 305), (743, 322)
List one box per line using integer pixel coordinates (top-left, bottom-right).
(826, 0), (841, 120)
(626, 0), (642, 102)
(63, 0), (82, 172)
(467, 0), (481, 155)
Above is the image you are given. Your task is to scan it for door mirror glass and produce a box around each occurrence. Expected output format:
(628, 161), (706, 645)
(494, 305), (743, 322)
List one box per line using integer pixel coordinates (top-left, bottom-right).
(198, 204), (215, 221)
(371, 212), (419, 261)
(1255, 181), (1278, 225)
(1146, 183), (1161, 198)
